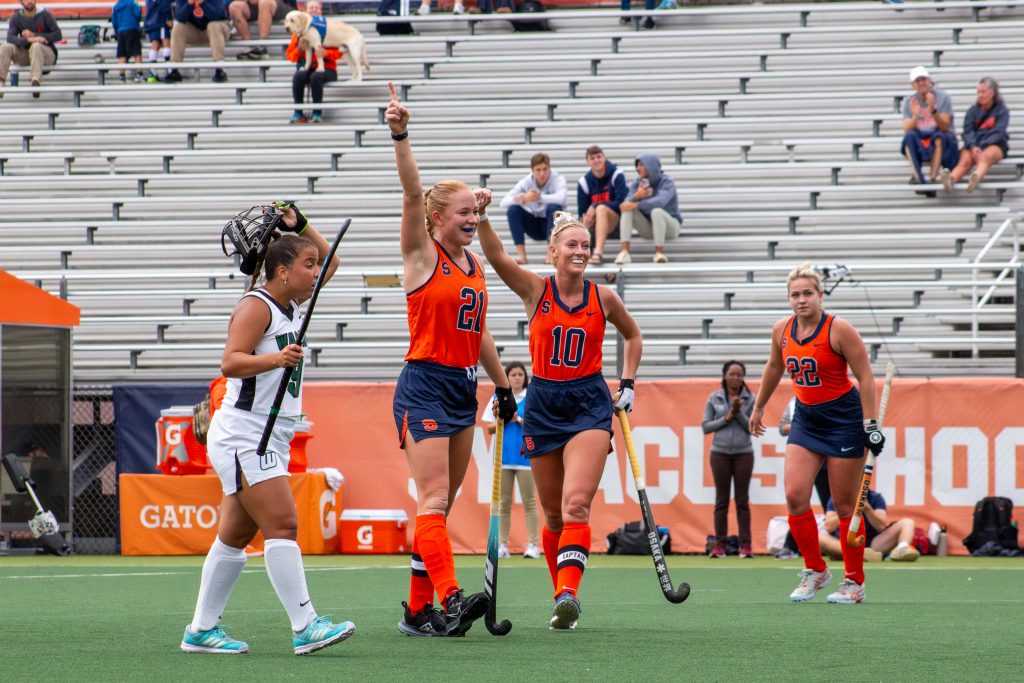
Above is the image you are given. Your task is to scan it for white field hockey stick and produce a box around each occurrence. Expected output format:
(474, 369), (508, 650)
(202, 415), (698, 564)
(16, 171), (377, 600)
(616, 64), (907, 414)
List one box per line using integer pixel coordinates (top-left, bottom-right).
(847, 361), (895, 547)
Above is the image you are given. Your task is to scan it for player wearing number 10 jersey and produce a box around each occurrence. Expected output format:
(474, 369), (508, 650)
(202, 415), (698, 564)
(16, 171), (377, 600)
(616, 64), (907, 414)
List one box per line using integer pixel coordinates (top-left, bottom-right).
(475, 205), (642, 631)
(749, 262), (884, 606)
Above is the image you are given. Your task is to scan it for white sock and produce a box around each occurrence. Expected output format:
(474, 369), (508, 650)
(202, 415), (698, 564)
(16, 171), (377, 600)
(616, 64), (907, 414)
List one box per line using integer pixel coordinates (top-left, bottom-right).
(161, 47), (171, 61)
(190, 538), (247, 632)
(895, 541), (909, 550)
(147, 48), (158, 62)
(264, 538), (317, 632)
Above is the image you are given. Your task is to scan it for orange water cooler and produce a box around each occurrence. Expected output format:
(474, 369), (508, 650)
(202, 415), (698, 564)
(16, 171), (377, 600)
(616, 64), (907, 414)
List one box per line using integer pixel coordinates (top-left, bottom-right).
(339, 509), (409, 554)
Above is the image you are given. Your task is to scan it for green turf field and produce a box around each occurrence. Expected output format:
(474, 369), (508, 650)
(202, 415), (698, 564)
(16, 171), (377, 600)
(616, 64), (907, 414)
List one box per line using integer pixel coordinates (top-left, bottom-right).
(2, 554), (1020, 681)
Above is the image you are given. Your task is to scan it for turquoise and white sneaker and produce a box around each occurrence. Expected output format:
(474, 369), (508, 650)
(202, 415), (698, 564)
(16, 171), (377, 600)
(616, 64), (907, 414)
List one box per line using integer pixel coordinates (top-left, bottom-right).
(549, 592), (580, 630)
(293, 615), (356, 655)
(180, 625), (249, 654)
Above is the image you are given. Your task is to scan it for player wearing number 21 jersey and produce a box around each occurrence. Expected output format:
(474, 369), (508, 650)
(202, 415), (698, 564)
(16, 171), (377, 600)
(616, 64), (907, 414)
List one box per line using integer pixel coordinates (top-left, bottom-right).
(749, 262), (885, 607)
(475, 206), (642, 632)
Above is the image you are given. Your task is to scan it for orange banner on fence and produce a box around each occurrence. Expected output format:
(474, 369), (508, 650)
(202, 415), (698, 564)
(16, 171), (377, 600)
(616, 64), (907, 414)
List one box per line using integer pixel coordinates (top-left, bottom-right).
(119, 472), (341, 555)
(300, 378), (1024, 556)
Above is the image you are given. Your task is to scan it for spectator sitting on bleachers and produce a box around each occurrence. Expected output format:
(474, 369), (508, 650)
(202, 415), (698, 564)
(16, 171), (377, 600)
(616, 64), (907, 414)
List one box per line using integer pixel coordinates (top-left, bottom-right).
(819, 491), (921, 563)
(112, 0), (145, 83)
(942, 77), (1011, 194)
(471, 0), (515, 13)
(620, 0), (656, 30)
(901, 66), (957, 191)
(144, 0), (174, 82)
(417, 0), (467, 16)
(229, 0), (295, 60)
(165, 0), (230, 83)
(577, 145), (628, 265)
(0, 0), (62, 97)
(616, 152), (682, 264)
(286, 0), (338, 125)
(499, 152), (567, 264)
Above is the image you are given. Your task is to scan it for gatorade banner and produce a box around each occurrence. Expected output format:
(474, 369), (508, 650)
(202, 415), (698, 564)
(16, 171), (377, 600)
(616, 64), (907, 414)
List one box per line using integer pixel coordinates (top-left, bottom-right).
(118, 472), (341, 555)
(301, 379), (1024, 556)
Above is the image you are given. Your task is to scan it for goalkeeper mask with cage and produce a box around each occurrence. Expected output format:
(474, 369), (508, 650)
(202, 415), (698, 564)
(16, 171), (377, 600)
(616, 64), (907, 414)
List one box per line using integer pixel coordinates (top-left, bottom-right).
(221, 204), (285, 275)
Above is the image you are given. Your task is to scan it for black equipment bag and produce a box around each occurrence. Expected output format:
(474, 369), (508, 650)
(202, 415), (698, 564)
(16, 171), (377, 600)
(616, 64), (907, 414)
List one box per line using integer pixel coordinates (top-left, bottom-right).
(963, 496), (1019, 555)
(377, 0), (415, 35)
(510, 0), (551, 32)
(607, 521), (671, 555)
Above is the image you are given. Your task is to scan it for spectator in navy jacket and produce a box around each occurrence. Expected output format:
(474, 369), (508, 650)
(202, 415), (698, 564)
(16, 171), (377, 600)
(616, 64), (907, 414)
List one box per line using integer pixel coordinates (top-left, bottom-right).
(0, 0), (62, 95)
(942, 77), (1011, 194)
(112, 0), (144, 82)
(165, 0), (230, 83)
(577, 145), (628, 265)
(616, 152), (682, 264)
(144, 0), (174, 77)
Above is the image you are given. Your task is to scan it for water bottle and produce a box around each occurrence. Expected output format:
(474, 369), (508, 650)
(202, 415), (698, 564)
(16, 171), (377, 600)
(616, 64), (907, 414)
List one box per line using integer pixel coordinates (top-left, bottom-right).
(936, 530), (948, 557)
(10, 71), (18, 87)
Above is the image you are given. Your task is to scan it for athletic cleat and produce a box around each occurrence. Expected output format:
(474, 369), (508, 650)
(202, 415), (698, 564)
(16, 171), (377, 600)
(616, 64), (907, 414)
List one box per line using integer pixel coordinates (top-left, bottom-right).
(789, 567), (831, 602)
(889, 545), (920, 562)
(293, 615), (355, 655)
(549, 592), (580, 630)
(443, 589), (489, 637)
(180, 625), (249, 654)
(397, 601), (446, 637)
(826, 579), (866, 604)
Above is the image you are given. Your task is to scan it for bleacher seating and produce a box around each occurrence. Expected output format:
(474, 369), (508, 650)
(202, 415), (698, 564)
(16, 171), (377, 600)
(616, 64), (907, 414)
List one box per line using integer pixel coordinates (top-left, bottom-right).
(1, 1), (1020, 382)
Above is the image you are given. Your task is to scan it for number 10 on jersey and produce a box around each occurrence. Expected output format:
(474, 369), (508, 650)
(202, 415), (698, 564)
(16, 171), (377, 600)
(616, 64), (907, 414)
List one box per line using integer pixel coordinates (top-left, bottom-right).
(549, 326), (586, 367)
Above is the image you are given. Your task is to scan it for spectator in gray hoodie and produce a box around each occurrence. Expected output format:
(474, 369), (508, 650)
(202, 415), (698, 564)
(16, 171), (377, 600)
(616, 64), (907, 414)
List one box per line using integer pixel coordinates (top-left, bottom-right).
(702, 360), (755, 558)
(0, 0), (62, 95)
(499, 152), (567, 264)
(616, 152), (682, 264)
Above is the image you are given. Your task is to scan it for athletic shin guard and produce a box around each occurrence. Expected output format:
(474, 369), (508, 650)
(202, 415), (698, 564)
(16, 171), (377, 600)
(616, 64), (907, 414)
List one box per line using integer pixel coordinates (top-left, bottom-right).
(414, 514), (458, 602)
(555, 523), (591, 598)
(788, 510), (827, 573)
(408, 536), (435, 612)
(839, 516), (866, 585)
(542, 526), (560, 590)
(264, 538), (318, 632)
(190, 538), (247, 632)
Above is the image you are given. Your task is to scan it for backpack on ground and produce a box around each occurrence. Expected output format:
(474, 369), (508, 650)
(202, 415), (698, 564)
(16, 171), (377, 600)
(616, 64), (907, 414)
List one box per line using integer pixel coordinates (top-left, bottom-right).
(377, 0), (415, 35)
(607, 521), (670, 555)
(963, 496), (1020, 555)
(510, 0), (551, 32)
(77, 24), (102, 46)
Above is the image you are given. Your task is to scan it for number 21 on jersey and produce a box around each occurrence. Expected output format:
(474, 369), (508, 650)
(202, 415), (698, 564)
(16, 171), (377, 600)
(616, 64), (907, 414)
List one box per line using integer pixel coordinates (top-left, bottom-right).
(457, 287), (485, 332)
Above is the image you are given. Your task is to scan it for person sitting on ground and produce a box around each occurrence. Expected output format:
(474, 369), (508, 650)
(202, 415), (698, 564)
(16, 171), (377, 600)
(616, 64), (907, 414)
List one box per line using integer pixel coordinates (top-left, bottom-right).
(901, 66), (957, 190)
(577, 145), (628, 265)
(0, 0), (61, 96)
(819, 491), (920, 563)
(941, 77), (1010, 194)
(286, 0), (339, 125)
(499, 152), (567, 264)
(616, 152), (682, 264)
(230, 0), (295, 60)
(112, 0), (145, 83)
(165, 0), (231, 83)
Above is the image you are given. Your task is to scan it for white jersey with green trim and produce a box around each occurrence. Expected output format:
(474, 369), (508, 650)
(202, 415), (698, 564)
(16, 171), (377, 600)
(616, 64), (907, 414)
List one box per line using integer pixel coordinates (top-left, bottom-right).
(222, 289), (306, 417)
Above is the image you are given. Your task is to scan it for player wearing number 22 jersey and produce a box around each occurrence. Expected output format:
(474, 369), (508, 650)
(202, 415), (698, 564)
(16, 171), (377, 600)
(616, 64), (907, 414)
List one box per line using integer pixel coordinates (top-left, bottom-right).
(523, 276), (613, 457)
(779, 311), (865, 459)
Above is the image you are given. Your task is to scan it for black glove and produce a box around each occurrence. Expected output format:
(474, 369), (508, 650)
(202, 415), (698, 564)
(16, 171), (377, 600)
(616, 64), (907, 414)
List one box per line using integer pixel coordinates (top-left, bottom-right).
(494, 386), (518, 424)
(274, 200), (308, 234)
(863, 419), (885, 456)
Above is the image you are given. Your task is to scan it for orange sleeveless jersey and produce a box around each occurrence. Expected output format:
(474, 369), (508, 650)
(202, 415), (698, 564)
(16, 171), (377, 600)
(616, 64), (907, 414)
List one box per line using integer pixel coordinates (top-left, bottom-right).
(529, 277), (606, 380)
(779, 313), (853, 405)
(405, 241), (487, 368)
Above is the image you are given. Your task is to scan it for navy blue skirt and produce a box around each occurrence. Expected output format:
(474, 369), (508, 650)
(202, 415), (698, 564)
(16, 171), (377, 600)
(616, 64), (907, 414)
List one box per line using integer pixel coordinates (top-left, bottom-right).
(522, 372), (613, 458)
(393, 360), (478, 446)
(789, 387), (864, 459)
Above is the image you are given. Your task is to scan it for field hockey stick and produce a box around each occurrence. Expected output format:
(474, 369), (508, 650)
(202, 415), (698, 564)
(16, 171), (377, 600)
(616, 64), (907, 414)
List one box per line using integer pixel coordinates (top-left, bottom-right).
(616, 408), (691, 604)
(484, 416), (512, 636)
(847, 361), (895, 547)
(256, 218), (351, 459)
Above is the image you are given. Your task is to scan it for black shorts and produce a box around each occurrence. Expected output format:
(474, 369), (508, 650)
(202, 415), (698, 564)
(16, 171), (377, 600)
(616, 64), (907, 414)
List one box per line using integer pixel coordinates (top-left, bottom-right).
(393, 360), (478, 446)
(522, 372), (613, 457)
(116, 29), (142, 59)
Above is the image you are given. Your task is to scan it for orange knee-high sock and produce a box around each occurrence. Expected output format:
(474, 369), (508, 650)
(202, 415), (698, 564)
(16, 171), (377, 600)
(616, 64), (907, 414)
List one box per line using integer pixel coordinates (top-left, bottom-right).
(554, 523), (591, 599)
(408, 536), (435, 613)
(542, 526), (560, 590)
(788, 510), (827, 573)
(414, 514), (459, 604)
(839, 516), (866, 585)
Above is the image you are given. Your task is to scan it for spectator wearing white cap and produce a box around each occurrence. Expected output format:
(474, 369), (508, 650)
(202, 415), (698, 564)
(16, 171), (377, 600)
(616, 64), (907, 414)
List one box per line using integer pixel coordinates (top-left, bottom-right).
(900, 66), (957, 192)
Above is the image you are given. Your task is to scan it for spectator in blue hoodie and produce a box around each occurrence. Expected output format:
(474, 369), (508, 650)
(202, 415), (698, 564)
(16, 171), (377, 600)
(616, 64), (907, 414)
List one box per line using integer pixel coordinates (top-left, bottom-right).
(111, 0), (144, 82)
(165, 0), (230, 83)
(616, 152), (682, 264)
(942, 77), (1011, 194)
(499, 152), (567, 264)
(577, 145), (628, 265)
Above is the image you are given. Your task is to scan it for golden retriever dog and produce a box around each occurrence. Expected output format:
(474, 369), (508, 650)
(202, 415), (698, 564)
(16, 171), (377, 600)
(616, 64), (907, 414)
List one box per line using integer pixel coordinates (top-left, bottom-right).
(283, 10), (370, 81)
